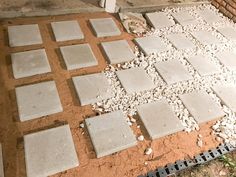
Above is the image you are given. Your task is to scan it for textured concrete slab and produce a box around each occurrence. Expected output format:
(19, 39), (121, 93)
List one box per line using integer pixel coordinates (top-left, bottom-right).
(134, 35), (167, 55)
(0, 144), (4, 177)
(116, 67), (155, 94)
(51, 20), (84, 42)
(172, 10), (198, 26)
(192, 30), (221, 45)
(72, 73), (113, 106)
(196, 8), (222, 23)
(24, 125), (79, 177)
(217, 27), (236, 41)
(179, 90), (225, 123)
(60, 44), (98, 70)
(16, 81), (63, 122)
(137, 100), (184, 140)
(216, 51), (236, 70)
(166, 33), (195, 50)
(145, 12), (175, 29)
(155, 59), (193, 85)
(187, 54), (221, 76)
(101, 40), (135, 64)
(11, 49), (51, 79)
(8, 24), (42, 47)
(85, 111), (137, 158)
(212, 85), (236, 113)
(89, 18), (121, 37)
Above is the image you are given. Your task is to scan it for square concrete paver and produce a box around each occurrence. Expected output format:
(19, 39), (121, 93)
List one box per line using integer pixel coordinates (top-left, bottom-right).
(137, 100), (184, 140)
(116, 67), (155, 94)
(101, 40), (135, 64)
(134, 35), (167, 55)
(11, 49), (51, 79)
(16, 81), (63, 122)
(186, 54), (221, 76)
(145, 12), (175, 29)
(89, 18), (121, 37)
(0, 144), (4, 177)
(24, 125), (79, 177)
(85, 111), (137, 158)
(217, 27), (236, 41)
(196, 8), (222, 23)
(51, 20), (84, 42)
(212, 85), (236, 113)
(172, 10), (198, 26)
(155, 59), (193, 85)
(8, 24), (42, 47)
(166, 33), (195, 50)
(216, 51), (236, 70)
(179, 90), (225, 123)
(60, 44), (98, 70)
(72, 73), (113, 106)
(191, 31), (221, 45)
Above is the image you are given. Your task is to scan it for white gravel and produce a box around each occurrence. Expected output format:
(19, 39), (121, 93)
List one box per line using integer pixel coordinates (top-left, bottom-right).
(92, 4), (236, 147)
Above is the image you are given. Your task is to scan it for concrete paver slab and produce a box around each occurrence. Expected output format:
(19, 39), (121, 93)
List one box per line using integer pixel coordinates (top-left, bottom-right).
(60, 44), (98, 70)
(172, 10), (198, 26)
(101, 40), (135, 64)
(72, 73), (113, 106)
(0, 144), (4, 177)
(216, 51), (236, 70)
(16, 81), (63, 122)
(8, 24), (42, 47)
(196, 8), (222, 23)
(217, 27), (236, 41)
(24, 125), (79, 177)
(134, 35), (167, 55)
(116, 67), (155, 94)
(186, 54), (221, 76)
(166, 33), (195, 50)
(179, 90), (225, 123)
(51, 20), (84, 42)
(155, 59), (193, 85)
(11, 49), (51, 79)
(145, 12), (175, 29)
(89, 18), (121, 37)
(192, 30), (221, 45)
(212, 85), (236, 113)
(137, 100), (184, 140)
(85, 111), (137, 158)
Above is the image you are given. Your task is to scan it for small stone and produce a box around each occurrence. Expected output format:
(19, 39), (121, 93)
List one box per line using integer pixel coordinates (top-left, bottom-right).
(197, 138), (203, 147)
(130, 117), (136, 123)
(137, 135), (144, 141)
(137, 125), (140, 128)
(198, 134), (202, 138)
(144, 162), (148, 165)
(144, 147), (152, 155)
(216, 136), (221, 142)
(79, 123), (84, 128)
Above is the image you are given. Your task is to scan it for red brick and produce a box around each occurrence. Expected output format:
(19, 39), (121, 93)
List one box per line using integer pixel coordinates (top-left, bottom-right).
(219, 6), (234, 18)
(232, 16), (236, 22)
(226, 4), (236, 15)
(225, 0), (236, 9)
(221, 0), (227, 7)
(212, 0), (220, 8)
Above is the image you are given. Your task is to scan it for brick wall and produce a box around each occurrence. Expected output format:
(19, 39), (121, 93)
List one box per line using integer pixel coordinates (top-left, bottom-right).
(211, 0), (236, 22)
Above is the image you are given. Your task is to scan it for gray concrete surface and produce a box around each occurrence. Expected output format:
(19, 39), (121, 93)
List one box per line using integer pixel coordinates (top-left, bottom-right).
(217, 27), (236, 41)
(145, 12), (175, 29)
(166, 33), (195, 50)
(216, 51), (236, 70)
(196, 8), (222, 23)
(172, 10), (198, 26)
(191, 31), (222, 45)
(85, 111), (137, 158)
(24, 125), (79, 177)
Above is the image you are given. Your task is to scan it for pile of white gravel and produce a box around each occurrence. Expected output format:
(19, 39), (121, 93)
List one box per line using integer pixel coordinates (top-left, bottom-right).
(92, 4), (236, 147)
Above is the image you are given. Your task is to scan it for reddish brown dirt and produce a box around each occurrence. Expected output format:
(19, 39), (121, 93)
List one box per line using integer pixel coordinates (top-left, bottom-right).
(0, 12), (222, 177)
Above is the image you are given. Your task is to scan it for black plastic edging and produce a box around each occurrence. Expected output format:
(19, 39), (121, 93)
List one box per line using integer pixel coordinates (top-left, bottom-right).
(138, 143), (236, 177)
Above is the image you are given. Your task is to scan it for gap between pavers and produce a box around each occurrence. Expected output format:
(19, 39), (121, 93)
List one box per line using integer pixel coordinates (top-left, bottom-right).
(137, 99), (184, 140)
(101, 39), (135, 64)
(166, 33), (195, 50)
(179, 90), (225, 123)
(51, 20), (84, 42)
(145, 12), (175, 29)
(0, 144), (4, 177)
(11, 49), (51, 79)
(85, 110), (137, 158)
(89, 18), (121, 37)
(212, 85), (236, 113)
(24, 124), (79, 177)
(215, 50), (236, 70)
(72, 73), (113, 106)
(15, 81), (63, 122)
(60, 43), (98, 70)
(8, 24), (43, 47)
(116, 67), (155, 94)
(154, 59), (193, 85)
